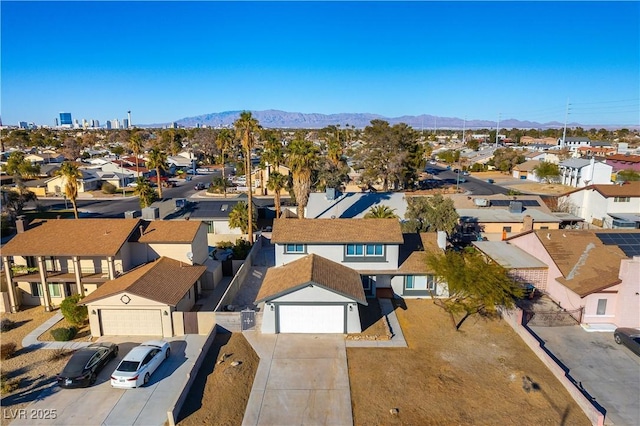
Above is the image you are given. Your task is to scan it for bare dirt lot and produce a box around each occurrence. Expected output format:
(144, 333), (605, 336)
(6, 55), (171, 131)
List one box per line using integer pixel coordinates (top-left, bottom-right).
(176, 332), (259, 426)
(347, 300), (590, 425)
(1, 307), (74, 414)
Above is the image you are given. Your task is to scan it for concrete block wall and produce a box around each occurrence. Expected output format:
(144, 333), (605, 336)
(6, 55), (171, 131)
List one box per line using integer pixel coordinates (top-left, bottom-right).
(214, 236), (264, 311)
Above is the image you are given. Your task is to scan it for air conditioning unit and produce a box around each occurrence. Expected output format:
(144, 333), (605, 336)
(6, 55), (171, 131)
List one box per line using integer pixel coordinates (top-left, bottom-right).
(474, 198), (489, 207)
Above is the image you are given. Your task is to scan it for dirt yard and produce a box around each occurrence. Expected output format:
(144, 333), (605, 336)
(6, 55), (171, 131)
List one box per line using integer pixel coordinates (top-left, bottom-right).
(347, 300), (590, 425)
(1, 307), (74, 412)
(37, 316), (93, 342)
(176, 332), (259, 426)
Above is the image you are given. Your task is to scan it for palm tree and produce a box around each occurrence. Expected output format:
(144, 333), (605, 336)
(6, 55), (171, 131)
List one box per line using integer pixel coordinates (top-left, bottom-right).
(234, 111), (261, 244)
(215, 128), (234, 198)
(133, 177), (157, 208)
(129, 132), (144, 177)
(56, 162), (83, 219)
(146, 147), (168, 198)
(267, 171), (287, 219)
(364, 205), (398, 219)
(286, 138), (318, 219)
(228, 202), (257, 234)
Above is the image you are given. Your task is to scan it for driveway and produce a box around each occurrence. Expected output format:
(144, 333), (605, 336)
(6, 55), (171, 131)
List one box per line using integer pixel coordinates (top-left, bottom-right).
(10, 336), (203, 426)
(530, 325), (640, 426)
(242, 333), (352, 425)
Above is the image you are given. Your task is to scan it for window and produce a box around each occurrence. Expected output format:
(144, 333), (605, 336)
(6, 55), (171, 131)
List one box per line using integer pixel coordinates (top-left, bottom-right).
(206, 221), (215, 234)
(502, 226), (512, 233)
(405, 275), (435, 291)
(30, 283), (41, 297)
(346, 244), (383, 257)
(614, 197), (630, 202)
(596, 299), (607, 315)
(285, 244), (305, 253)
(48, 283), (61, 298)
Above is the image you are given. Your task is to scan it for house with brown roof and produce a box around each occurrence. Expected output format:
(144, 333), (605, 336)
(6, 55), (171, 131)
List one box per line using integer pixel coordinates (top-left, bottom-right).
(1, 218), (214, 324)
(512, 160), (542, 181)
(559, 181), (640, 229)
(80, 257), (206, 337)
(261, 219), (446, 333)
(507, 229), (640, 328)
(605, 153), (640, 172)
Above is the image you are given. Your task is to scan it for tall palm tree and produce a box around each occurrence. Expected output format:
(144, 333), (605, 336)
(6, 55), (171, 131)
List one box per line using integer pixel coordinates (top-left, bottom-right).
(364, 205), (398, 219)
(129, 132), (144, 177)
(56, 162), (82, 219)
(286, 138), (318, 219)
(215, 128), (234, 198)
(267, 171), (287, 219)
(146, 147), (168, 198)
(234, 111), (261, 244)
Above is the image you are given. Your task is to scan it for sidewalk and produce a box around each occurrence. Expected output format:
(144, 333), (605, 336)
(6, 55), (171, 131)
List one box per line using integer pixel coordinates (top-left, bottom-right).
(21, 312), (93, 350)
(345, 298), (408, 348)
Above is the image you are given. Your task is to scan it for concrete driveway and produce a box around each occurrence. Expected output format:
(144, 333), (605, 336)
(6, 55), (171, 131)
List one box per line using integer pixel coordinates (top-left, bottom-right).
(242, 333), (352, 426)
(11, 336), (198, 426)
(530, 325), (640, 426)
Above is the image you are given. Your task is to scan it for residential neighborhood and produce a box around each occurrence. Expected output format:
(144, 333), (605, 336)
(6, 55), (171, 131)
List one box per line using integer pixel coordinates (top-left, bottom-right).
(1, 114), (638, 426)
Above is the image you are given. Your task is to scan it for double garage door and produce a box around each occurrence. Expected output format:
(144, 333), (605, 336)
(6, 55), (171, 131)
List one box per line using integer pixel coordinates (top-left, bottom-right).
(278, 304), (346, 334)
(99, 309), (163, 336)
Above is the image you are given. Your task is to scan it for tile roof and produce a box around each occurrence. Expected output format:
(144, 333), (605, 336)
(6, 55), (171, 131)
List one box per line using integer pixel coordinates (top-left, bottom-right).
(271, 218), (404, 244)
(534, 229), (629, 297)
(398, 233), (443, 274)
(137, 220), (204, 244)
(255, 254), (367, 304)
(80, 257), (206, 306)
(1, 219), (141, 257)
(607, 154), (640, 163)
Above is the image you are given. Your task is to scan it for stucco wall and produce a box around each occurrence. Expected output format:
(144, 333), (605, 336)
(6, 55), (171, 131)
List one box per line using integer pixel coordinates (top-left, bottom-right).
(275, 243), (400, 270)
(615, 256), (640, 327)
(273, 285), (354, 303)
(390, 275), (449, 298)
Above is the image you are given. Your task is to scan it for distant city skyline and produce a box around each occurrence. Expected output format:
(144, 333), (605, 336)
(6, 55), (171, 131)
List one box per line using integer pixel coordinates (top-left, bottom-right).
(2, 1), (638, 127)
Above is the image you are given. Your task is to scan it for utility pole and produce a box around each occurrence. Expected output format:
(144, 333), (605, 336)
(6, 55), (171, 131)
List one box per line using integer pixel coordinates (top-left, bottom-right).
(495, 113), (500, 148)
(561, 99), (570, 148)
(462, 116), (466, 144)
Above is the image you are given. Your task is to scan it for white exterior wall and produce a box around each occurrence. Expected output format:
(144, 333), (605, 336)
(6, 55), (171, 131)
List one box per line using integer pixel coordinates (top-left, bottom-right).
(587, 162), (613, 186)
(275, 243), (400, 270)
(390, 275), (449, 298)
(562, 189), (640, 228)
(259, 286), (361, 334)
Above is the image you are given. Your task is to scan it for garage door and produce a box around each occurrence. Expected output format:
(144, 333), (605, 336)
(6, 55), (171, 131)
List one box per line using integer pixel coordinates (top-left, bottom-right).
(99, 309), (163, 336)
(278, 305), (345, 333)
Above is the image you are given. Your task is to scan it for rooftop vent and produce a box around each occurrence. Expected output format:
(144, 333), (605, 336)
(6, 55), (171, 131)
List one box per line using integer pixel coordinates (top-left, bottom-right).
(474, 198), (489, 207)
(509, 201), (523, 214)
(326, 187), (336, 201)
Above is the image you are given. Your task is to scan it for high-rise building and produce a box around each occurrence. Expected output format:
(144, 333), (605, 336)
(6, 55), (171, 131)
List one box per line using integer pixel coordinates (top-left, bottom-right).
(91, 119), (100, 128)
(123, 118), (129, 129)
(105, 120), (112, 130)
(59, 112), (72, 128)
(19, 122), (28, 129)
(55, 118), (59, 127)
(113, 119), (120, 129)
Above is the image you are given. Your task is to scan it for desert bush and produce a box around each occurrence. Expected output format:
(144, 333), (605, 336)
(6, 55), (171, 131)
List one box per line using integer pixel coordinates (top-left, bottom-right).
(60, 294), (87, 326)
(0, 318), (15, 332)
(0, 342), (17, 360)
(51, 326), (77, 342)
(48, 349), (73, 361)
(0, 373), (20, 394)
(102, 182), (117, 194)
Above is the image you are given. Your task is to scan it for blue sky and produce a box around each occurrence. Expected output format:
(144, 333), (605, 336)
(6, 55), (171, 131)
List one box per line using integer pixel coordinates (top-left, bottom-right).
(2, 1), (639, 127)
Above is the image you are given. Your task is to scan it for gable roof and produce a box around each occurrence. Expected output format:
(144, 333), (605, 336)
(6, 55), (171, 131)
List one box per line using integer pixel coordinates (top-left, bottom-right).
(1, 219), (141, 257)
(561, 181), (640, 198)
(271, 218), (404, 244)
(255, 254), (366, 304)
(513, 160), (541, 171)
(398, 233), (443, 274)
(137, 220), (203, 244)
(533, 229), (629, 297)
(80, 257), (206, 306)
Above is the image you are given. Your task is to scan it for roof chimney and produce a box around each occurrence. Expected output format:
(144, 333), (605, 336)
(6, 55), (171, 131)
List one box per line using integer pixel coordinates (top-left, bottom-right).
(522, 215), (534, 232)
(139, 225), (144, 236)
(15, 215), (28, 233)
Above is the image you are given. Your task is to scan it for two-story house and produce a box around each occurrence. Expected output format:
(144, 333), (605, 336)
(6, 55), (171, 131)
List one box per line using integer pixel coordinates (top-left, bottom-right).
(559, 181), (640, 229)
(558, 158), (612, 188)
(255, 218), (446, 333)
(1, 218), (216, 337)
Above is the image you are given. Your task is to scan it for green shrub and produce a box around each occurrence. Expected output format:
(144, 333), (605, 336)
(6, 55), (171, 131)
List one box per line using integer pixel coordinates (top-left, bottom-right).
(60, 294), (88, 327)
(232, 239), (253, 260)
(0, 318), (15, 332)
(0, 342), (17, 360)
(51, 327), (77, 342)
(102, 182), (117, 194)
(0, 373), (20, 394)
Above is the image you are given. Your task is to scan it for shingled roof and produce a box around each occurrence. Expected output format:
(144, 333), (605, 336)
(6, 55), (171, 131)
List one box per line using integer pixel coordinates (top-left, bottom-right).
(398, 233), (443, 274)
(534, 229), (627, 297)
(271, 218), (404, 244)
(80, 257), (206, 306)
(1, 219), (141, 257)
(255, 254), (367, 304)
(561, 181), (640, 198)
(137, 220), (204, 244)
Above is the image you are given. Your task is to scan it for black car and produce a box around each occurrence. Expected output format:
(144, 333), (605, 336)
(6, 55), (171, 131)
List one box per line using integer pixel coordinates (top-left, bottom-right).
(613, 328), (640, 356)
(57, 342), (119, 388)
(194, 183), (205, 190)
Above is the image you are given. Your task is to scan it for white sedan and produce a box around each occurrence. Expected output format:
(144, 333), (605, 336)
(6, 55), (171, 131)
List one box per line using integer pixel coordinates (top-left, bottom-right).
(110, 340), (170, 389)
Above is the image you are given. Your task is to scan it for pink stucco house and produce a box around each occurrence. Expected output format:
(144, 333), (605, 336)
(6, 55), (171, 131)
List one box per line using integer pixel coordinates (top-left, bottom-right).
(507, 229), (640, 329)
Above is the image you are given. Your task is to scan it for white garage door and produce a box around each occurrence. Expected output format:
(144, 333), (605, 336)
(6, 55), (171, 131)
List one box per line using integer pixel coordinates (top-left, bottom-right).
(278, 305), (345, 333)
(99, 309), (163, 336)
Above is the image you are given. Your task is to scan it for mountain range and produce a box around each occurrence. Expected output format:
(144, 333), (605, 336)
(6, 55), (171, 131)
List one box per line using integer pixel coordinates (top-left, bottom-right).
(148, 109), (620, 130)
